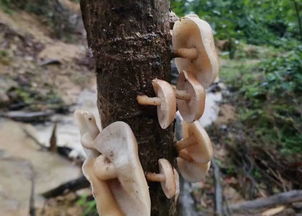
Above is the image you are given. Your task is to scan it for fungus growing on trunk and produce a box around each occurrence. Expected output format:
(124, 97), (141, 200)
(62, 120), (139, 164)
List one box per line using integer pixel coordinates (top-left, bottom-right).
(175, 121), (213, 182)
(176, 70), (206, 122)
(172, 14), (219, 88)
(176, 121), (213, 163)
(75, 110), (123, 216)
(93, 121), (151, 216)
(177, 157), (211, 182)
(75, 112), (151, 216)
(137, 79), (176, 129)
(145, 158), (177, 199)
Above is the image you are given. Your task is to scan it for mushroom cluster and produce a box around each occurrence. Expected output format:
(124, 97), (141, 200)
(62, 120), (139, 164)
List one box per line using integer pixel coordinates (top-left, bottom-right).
(75, 110), (180, 216)
(171, 14), (217, 183)
(137, 14), (218, 128)
(75, 110), (151, 216)
(76, 13), (218, 216)
(176, 121), (213, 182)
(136, 14), (218, 181)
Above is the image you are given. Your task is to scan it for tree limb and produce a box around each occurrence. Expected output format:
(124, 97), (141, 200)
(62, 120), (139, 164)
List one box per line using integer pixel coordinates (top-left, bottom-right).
(41, 176), (90, 198)
(229, 190), (302, 213)
(212, 160), (223, 216)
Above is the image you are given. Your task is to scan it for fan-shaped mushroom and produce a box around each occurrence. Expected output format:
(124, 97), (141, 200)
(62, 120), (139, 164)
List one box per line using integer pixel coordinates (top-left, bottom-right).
(93, 121), (151, 216)
(177, 157), (211, 182)
(137, 79), (176, 129)
(75, 113), (151, 216)
(172, 15), (219, 88)
(75, 110), (123, 216)
(176, 70), (206, 122)
(145, 158), (176, 199)
(176, 121), (213, 163)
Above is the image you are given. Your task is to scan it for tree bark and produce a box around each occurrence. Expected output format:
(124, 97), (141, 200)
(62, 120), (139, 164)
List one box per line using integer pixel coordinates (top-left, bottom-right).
(80, 1), (176, 215)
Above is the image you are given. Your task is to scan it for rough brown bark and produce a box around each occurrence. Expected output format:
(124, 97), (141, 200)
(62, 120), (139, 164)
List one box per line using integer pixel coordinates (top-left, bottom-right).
(80, 0), (177, 215)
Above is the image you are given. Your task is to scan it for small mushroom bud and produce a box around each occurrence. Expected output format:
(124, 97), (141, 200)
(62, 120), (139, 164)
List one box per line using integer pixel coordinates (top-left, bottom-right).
(176, 71), (206, 122)
(172, 15), (219, 88)
(146, 159), (176, 199)
(176, 121), (213, 163)
(137, 79), (176, 129)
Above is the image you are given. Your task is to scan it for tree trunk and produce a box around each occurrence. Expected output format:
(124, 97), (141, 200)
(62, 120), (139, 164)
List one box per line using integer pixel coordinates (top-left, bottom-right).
(80, 1), (177, 215)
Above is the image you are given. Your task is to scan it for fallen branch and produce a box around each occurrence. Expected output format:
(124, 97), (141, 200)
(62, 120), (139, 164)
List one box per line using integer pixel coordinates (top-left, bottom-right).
(212, 160), (223, 216)
(42, 176), (90, 198)
(1, 111), (54, 122)
(229, 190), (302, 213)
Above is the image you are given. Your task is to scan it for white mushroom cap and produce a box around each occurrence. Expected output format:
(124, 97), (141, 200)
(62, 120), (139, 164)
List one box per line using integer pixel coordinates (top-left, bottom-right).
(180, 121), (213, 163)
(152, 79), (176, 129)
(177, 157), (211, 182)
(172, 15), (219, 88)
(158, 159), (176, 199)
(94, 121), (150, 216)
(176, 70), (206, 122)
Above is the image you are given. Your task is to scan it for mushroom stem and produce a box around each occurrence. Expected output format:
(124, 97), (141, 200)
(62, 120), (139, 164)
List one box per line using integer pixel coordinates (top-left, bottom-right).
(146, 173), (166, 182)
(173, 48), (198, 60)
(179, 150), (193, 162)
(137, 95), (161, 106)
(175, 89), (191, 101)
(176, 136), (195, 151)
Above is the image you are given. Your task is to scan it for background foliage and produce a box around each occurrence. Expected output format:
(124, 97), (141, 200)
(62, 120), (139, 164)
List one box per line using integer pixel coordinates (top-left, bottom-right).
(171, 0), (302, 45)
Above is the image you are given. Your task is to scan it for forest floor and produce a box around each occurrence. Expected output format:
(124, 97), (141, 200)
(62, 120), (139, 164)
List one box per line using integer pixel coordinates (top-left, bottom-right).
(0, 1), (301, 216)
(0, 4), (96, 215)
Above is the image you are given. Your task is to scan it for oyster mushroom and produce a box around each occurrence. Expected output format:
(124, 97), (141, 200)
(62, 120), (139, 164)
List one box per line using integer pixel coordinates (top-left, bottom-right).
(74, 110), (100, 156)
(176, 121), (213, 163)
(177, 157), (211, 182)
(75, 110), (123, 216)
(137, 79), (176, 129)
(75, 113), (151, 216)
(172, 14), (219, 88)
(176, 70), (206, 122)
(93, 121), (151, 216)
(145, 158), (176, 199)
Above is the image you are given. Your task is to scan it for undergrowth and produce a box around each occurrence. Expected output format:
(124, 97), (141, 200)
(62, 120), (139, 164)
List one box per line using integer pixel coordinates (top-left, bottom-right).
(221, 44), (302, 154)
(77, 195), (97, 216)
